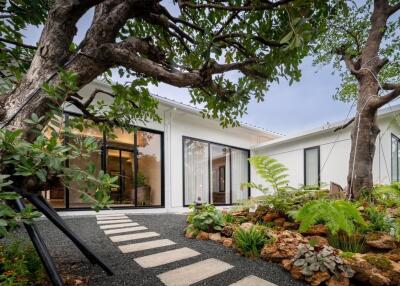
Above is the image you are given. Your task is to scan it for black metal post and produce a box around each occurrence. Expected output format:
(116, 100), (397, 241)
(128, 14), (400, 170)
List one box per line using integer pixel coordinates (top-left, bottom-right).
(12, 198), (64, 286)
(25, 193), (113, 276)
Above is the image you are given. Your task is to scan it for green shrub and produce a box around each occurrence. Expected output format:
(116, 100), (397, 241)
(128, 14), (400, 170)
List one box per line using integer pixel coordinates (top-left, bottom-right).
(222, 213), (235, 224)
(328, 233), (366, 253)
(0, 239), (46, 286)
(291, 200), (366, 236)
(363, 183), (400, 207)
(234, 226), (267, 257)
(187, 204), (224, 232)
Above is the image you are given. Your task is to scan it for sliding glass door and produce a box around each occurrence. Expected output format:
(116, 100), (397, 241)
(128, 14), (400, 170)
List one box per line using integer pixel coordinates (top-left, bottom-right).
(183, 137), (249, 206)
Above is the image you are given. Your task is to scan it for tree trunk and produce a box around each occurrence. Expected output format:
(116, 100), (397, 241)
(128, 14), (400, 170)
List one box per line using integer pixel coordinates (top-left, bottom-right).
(347, 81), (380, 199)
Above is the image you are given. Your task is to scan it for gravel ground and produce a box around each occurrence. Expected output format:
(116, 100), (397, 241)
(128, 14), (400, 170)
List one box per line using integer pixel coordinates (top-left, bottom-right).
(29, 214), (306, 286)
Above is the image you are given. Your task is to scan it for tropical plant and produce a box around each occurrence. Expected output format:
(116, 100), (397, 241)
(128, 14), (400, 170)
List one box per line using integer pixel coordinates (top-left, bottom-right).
(242, 155), (289, 194)
(291, 200), (366, 236)
(136, 172), (148, 188)
(365, 207), (400, 240)
(292, 244), (355, 278)
(187, 204), (224, 232)
(367, 184), (400, 207)
(0, 239), (46, 286)
(234, 226), (267, 257)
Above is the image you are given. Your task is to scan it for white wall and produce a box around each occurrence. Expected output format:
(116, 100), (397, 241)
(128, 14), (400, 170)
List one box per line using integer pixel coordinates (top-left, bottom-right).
(251, 115), (398, 196)
(68, 80), (276, 211)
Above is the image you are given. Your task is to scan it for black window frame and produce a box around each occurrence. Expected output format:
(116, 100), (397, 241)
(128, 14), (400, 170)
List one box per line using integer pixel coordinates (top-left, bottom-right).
(304, 146), (321, 186)
(53, 111), (165, 211)
(391, 133), (400, 182)
(182, 136), (250, 207)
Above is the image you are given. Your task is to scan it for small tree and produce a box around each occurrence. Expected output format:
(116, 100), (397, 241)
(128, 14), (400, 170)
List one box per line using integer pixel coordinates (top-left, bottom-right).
(313, 0), (400, 198)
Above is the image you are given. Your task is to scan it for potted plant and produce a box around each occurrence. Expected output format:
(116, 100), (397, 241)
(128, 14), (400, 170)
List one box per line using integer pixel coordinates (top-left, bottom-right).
(136, 172), (151, 206)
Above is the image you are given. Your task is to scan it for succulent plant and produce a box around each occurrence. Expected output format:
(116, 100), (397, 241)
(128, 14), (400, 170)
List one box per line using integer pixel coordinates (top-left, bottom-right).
(292, 244), (355, 278)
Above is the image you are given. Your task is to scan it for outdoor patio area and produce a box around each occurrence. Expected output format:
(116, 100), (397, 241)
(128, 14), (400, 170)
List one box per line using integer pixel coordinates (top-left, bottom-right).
(28, 214), (304, 286)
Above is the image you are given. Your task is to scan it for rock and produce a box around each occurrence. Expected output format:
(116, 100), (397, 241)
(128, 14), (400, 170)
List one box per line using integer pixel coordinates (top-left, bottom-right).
(366, 232), (398, 250)
(253, 205), (269, 222)
(209, 232), (222, 242)
(301, 224), (328, 236)
(281, 259), (292, 271)
(185, 225), (196, 239)
(283, 221), (298, 230)
(260, 230), (308, 263)
(240, 222), (254, 231)
(385, 249), (400, 262)
(304, 271), (330, 286)
(196, 231), (209, 240)
(344, 253), (400, 286)
(273, 217), (286, 227)
(307, 235), (329, 247)
(231, 210), (249, 217)
(262, 212), (280, 223)
(221, 225), (235, 237)
(223, 238), (233, 248)
(290, 265), (304, 280)
(326, 274), (350, 286)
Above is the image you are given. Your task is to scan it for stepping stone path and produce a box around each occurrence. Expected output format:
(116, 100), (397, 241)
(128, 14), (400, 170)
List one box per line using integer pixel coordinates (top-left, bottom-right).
(96, 213), (278, 286)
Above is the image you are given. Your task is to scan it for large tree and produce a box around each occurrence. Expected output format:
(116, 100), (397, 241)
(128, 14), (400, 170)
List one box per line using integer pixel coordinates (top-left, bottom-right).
(0, 0), (340, 229)
(314, 0), (400, 198)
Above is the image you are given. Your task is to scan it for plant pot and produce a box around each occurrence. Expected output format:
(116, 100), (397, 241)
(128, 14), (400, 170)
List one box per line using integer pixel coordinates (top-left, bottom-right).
(136, 186), (151, 206)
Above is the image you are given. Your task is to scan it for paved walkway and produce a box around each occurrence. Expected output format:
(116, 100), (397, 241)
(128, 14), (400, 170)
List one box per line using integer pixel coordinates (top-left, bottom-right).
(35, 214), (305, 286)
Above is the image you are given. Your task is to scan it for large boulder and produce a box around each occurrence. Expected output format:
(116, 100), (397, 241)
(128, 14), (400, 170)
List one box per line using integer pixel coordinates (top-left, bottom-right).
(260, 230), (308, 263)
(252, 205), (270, 222)
(300, 224), (328, 236)
(262, 212), (281, 223)
(365, 232), (398, 250)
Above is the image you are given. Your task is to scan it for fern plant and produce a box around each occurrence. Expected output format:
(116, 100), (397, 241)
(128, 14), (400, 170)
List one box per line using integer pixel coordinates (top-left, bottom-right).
(242, 155), (289, 194)
(234, 226), (267, 257)
(290, 200), (366, 236)
(365, 183), (400, 207)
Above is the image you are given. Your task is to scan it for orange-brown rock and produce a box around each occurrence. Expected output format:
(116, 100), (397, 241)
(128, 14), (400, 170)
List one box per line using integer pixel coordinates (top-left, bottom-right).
(223, 238), (233, 248)
(273, 217), (286, 227)
(209, 232), (222, 242)
(263, 212), (280, 223)
(290, 265), (304, 280)
(283, 221), (298, 230)
(300, 224), (328, 236)
(385, 249), (400, 262)
(304, 271), (330, 286)
(240, 222), (254, 231)
(326, 274), (350, 286)
(281, 259), (292, 271)
(221, 225), (235, 237)
(260, 230), (308, 263)
(307, 235), (329, 247)
(196, 231), (209, 240)
(365, 232), (398, 250)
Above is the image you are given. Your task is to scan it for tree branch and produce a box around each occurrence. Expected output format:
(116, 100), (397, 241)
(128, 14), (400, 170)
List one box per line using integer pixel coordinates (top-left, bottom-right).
(178, 0), (294, 11)
(334, 117), (355, 132)
(373, 88), (400, 108)
(387, 2), (400, 16)
(0, 37), (37, 50)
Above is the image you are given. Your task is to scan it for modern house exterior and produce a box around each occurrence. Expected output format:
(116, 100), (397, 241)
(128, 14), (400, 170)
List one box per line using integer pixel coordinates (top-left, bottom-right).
(251, 104), (400, 195)
(45, 80), (279, 212)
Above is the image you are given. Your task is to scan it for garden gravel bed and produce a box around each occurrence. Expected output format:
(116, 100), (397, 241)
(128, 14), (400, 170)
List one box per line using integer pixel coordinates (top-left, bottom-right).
(25, 213), (306, 286)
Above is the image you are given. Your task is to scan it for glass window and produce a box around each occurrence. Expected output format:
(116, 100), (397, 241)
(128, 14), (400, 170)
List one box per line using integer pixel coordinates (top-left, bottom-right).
(392, 135), (400, 182)
(183, 137), (249, 206)
(304, 147), (320, 186)
(184, 139), (209, 205)
(137, 131), (162, 206)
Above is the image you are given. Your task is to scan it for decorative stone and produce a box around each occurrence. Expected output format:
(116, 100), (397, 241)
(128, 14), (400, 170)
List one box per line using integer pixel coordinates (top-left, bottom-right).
(221, 225), (235, 237)
(260, 230), (308, 263)
(306, 235), (329, 247)
(209, 232), (222, 242)
(196, 231), (209, 240)
(326, 274), (350, 286)
(300, 224), (328, 236)
(366, 232), (397, 250)
(273, 217), (286, 227)
(223, 238), (233, 248)
(253, 205), (270, 222)
(282, 221), (298, 230)
(262, 212), (280, 223)
(289, 265), (304, 280)
(304, 271), (330, 286)
(240, 222), (254, 231)
(385, 249), (400, 262)
(281, 259), (292, 271)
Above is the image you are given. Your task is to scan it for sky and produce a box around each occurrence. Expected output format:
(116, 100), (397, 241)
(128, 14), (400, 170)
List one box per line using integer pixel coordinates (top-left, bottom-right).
(22, 2), (366, 136)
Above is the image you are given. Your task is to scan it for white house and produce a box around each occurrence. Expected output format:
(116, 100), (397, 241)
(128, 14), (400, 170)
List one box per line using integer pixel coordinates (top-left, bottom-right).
(250, 104), (400, 194)
(46, 80), (279, 213)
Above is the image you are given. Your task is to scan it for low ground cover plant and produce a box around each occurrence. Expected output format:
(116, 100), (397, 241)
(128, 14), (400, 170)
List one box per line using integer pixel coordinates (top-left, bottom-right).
(186, 203), (224, 234)
(234, 226), (269, 257)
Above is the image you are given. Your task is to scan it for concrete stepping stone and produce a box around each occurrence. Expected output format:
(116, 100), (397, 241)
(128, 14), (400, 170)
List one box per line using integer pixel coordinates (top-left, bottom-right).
(96, 216), (128, 220)
(230, 275), (277, 286)
(96, 213), (125, 217)
(109, 232), (160, 242)
(157, 258), (233, 286)
(100, 222), (139, 229)
(134, 247), (200, 268)
(104, 226), (147, 235)
(119, 239), (176, 253)
(97, 219), (132, 225)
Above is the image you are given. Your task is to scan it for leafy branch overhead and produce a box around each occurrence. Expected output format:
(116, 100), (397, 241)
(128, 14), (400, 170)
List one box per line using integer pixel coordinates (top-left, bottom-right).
(0, 0), (342, 131)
